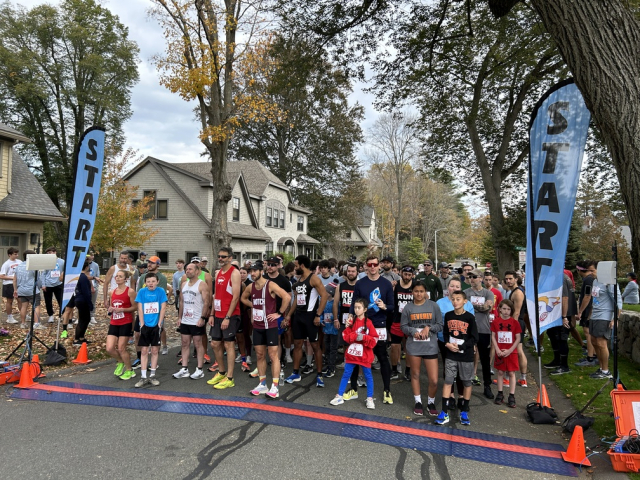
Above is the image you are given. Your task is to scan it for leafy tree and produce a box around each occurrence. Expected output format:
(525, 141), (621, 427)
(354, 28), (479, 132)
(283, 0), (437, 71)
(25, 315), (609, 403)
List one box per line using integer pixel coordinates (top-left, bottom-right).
(91, 147), (158, 254)
(399, 237), (428, 267)
(0, 0), (139, 239)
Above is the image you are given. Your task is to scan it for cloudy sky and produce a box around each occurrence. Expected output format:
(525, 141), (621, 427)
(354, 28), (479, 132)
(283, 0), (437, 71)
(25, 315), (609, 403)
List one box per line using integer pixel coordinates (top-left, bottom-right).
(16, 0), (381, 165)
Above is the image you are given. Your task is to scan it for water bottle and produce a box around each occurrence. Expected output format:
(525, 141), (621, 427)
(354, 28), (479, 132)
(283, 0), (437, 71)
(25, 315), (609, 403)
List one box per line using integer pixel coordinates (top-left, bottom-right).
(279, 370), (284, 386)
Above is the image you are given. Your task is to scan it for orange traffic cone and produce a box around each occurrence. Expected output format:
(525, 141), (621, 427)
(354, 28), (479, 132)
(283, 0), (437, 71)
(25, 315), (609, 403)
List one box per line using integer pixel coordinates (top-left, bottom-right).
(15, 361), (37, 388)
(561, 425), (591, 466)
(72, 342), (92, 364)
(32, 354), (46, 378)
(32, 354), (40, 363)
(536, 384), (551, 408)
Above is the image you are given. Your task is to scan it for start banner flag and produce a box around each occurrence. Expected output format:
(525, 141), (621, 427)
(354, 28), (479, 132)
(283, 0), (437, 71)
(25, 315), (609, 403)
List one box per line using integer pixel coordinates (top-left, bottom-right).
(526, 79), (590, 347)
(61, 127), (106, 313)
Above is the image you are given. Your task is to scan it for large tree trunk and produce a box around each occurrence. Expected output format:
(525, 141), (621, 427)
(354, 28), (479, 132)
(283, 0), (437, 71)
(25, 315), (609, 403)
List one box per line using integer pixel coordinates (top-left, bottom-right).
(530, 0), (640, 271)
(485, 185), (515, 274)
(209, 141), (232, 268)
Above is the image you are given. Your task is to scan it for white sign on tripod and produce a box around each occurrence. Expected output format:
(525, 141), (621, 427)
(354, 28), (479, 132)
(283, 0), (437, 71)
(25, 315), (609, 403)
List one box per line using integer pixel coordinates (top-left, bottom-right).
(25, 254), (57, 271)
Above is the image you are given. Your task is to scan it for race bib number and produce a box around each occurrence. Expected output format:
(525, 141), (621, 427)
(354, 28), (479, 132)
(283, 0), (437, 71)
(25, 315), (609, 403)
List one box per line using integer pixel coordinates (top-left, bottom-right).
(252, 309), (265, 323)
(489, 313), (495, 323)
(425, 292), (430, 299)
(226, 281), (233, 294)
(112, 311), (125, 320)
(214, 299), (221, 311)
(51, 270), (61, 278)
(398, 302), (406, 313)
(342, 313), (350, 324)
(449, 336), (464, 345)
(376, 328), (387, 341)
(592, 286), (600, 298)
(144, 302), (159, 315)
(347, 343), (363, 357)
(498, 331), (512, 344)
(184, 308), (195, 319)
(414, 328), (430, 342)
(296, 294), (306, 306)
(324, 313), (333, 324)
(471, 296), (484, 306)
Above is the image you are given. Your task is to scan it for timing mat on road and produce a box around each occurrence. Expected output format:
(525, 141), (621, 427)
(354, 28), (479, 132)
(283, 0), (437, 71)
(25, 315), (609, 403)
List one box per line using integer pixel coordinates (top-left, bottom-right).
(12, 381), (576, 476)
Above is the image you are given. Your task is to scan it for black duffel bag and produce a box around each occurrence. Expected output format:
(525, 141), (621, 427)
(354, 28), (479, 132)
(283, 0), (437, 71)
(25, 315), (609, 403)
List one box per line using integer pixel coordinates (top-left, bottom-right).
(562, 410), (595, 433)
(526, 402), (558, 424)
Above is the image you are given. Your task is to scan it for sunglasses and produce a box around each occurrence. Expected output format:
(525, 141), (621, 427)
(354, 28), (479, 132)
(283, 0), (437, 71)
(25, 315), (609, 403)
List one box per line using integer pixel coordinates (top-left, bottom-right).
(218, 255), (229, 259)
(367, 262), (379, 267)
(267, 263), (278, 267)
(470, 275), (480, 279)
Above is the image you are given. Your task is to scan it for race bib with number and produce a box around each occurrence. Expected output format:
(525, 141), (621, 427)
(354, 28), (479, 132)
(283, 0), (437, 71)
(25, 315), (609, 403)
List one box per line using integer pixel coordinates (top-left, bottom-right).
(398, 302), (406, 313)
(112, 311), (124, 320)
(489, 313), (495, 323)
(214, 299), (221, 311)
(324, 313), (333, 324)
(252, 309), (265, 324)
(449, 336), (464, 345)
(51, 270), (61, 278)
(414, 328), (430, 342)
(498, 331), (513, 344)
(592, 286), (600, 298)
(184, 308), (195, 319)
(471, 295), (484, 306)
(342, 313), (350, 324)
(347, 343), (363, 357)
(296, 294), (306, 306)
(144, 302), (159, 315)
(376, 328), (387, 341)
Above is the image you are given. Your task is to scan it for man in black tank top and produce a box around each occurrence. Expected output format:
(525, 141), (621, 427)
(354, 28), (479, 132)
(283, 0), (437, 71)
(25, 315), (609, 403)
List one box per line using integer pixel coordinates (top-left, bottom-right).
(283, 255), (330, 387)
(504, 271), (529, 388)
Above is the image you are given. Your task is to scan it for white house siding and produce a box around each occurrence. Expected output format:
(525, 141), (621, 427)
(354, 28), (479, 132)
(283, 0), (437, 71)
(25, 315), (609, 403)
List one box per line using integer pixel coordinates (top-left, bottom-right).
(231, 238), (268, 261)
(0, 143), (9, 200)
(227, 181), (252, 225)
(168, 167), (209, 216)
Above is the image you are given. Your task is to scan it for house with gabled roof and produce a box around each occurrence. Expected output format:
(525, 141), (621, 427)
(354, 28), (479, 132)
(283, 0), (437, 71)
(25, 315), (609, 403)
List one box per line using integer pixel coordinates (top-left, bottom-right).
(122, 157), (320, 264)
(0, 123), (64, 258)
(324, 205), (382, 260)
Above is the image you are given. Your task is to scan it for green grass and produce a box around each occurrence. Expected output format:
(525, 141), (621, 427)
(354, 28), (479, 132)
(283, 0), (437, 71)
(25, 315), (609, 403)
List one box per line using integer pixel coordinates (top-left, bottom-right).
(623, 304), (640, 313)
(536, 326), (640, 439)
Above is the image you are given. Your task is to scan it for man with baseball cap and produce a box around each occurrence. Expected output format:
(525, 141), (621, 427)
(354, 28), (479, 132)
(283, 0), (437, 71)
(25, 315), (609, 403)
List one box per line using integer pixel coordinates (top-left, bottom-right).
(438, 262), (452, 295)
(136, 252), (147, 268)
(200, 257), (210, 273)
(416, 260), (443, 301)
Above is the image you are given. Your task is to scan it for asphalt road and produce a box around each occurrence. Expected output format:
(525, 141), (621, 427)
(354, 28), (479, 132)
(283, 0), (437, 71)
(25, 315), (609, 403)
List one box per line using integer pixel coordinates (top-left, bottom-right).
(0, 346), (624, 480)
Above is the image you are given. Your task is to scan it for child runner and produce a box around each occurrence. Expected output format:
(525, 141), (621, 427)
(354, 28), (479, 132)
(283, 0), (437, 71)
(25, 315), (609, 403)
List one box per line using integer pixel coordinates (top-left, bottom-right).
(330, 298), (378, 409)
(400, 282), (442, 416)
(135, 272), (168, 387)
(491, 299), (521, 407)
(435, 290), (478, 426)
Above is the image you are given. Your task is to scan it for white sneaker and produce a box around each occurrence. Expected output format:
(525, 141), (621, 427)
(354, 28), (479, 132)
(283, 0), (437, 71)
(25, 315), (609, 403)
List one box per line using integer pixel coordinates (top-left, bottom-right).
(265, 385), (279, 399)
(6, 316), (18, 324)
(20, 323), (27, 329)
(33, 323), (45, 330)
(89, 318), (97, 325)
(173, 367), (190, 378)
(190, 368), (204, 379)
(48, 315), (55, 323)
(26, 315), (31, 322)
(234, 353), (243, 363)
(250, 383), (269, 396)
(246, 356), (252, 365)
(72, 319), (78, 325)
(161, 345), (169, 355)
(366, 398), (375, 410)
(330, 395), (344, 406)
(286, 354), (293, 363)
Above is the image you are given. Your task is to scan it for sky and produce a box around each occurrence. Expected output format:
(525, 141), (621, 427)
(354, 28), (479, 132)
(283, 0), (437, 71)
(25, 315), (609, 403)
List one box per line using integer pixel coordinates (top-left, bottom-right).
(15, 0), (381, 165)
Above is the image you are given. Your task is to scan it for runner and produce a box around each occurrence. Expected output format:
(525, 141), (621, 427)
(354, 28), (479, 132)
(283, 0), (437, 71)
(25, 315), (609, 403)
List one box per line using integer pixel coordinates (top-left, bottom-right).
(401, 282), (442, 416)
(42, 247), (64, 324)
(318, 259), (340, 377)
(137, 256), (171, 356)
(174, 262), (210, 379)
(575, 260), (598, 368)
(12, 250), (43, 329)
(545, 272), (574, 375)
(504, 271), (529, 387)
(236, 265), (254, 373)
(264, 256), (292, 367)
(172, 259), (185, 313)
(284, 255), (330, 387)
(0, 247), (20, 324)
(391, 265), (415, 380)
(349, 255), (395, 404)
(241, 262), (291, 398)
(135, 272), (167, 387)
(415, 260), (443, 301)
(136, 252), (147, 268)
(105, 269), (137, 380)
(85, 253), (102, 325)
(333, 261), (357, 380)
(464, 268), (495, 399)
(200, 256), (210, 273)
(206, 247), (241, 389)
(438, 262), (452, 295)
(491, 299), (521, 408)
(72, 262), (94, 347)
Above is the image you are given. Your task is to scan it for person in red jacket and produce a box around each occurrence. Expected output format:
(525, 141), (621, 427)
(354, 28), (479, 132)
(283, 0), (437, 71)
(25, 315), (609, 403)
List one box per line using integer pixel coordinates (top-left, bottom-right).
(330, 298), (378, 409)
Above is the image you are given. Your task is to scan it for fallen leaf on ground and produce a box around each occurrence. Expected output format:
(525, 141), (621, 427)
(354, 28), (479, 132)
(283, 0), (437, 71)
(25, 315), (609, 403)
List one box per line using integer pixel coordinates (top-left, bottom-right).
(499, 410), (508, 413)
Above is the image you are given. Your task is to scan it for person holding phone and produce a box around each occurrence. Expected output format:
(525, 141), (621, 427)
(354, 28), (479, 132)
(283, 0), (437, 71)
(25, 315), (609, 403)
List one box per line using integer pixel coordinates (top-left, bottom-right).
(575, 260), (598, 367)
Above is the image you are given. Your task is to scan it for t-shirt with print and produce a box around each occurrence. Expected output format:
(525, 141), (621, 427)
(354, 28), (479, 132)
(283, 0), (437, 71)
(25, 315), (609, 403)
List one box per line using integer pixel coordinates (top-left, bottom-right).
(463, 287), (495, 334)
(135, 287), (168, 328)
(491, 316), (521, 351)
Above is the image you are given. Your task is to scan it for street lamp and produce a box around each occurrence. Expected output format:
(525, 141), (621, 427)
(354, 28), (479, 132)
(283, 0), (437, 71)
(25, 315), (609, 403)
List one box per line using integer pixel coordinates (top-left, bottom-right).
(434, 228), (446, 266)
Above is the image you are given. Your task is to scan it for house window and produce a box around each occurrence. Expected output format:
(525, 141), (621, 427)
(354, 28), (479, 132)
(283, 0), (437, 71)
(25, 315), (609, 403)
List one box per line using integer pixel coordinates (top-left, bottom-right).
(273, 209), (279, 228)
(157, 251), (169, 264)
(0, 235), (20, 246)
(297, 215), (304, 232)
(143, 190), (156, 219)
(290, 213), (292, 223)
(186, 251), (199, 263)
(142, 190), (168, 220)
(266, 207), (272, 227)
(280, 210), (285, 228)
(345, 231), (352, 239)
(232, 197), (240, 222)
(265, 200), (286, 229)
(157, 200), (168, 219)
(265, 241), (274, 258)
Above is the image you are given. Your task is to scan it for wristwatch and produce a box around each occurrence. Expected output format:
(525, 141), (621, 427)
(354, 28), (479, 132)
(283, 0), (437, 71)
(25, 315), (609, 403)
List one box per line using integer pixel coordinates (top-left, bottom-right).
(315, 314), (321, 318)
(200, 316), (208, 320)
(224, 315), (230, 320)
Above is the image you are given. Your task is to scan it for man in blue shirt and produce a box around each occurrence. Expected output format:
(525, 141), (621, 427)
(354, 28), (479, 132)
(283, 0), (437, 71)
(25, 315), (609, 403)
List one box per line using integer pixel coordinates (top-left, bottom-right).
(42, 247), (65, 324)
(86, 253), (103, 325)
(135, 272), (167, 388)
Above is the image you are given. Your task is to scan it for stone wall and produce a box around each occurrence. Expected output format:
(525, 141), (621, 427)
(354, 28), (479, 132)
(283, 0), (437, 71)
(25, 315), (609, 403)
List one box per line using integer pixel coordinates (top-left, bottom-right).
(618, 311), (640, 364)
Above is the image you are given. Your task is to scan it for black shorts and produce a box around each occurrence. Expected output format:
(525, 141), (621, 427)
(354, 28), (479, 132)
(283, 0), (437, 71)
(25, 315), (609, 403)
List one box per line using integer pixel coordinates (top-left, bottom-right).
(210, 315), (240, 342)
(180, 323), (206, 337)
(108, 323), (133, 338)
(134, 315), (141, 333)
(18, 294), (40, 305)
(390, 333), (404, 345)
(253, 327), (279, 347)
(292, 312), (319, 342)
(413, 353), (439, 360)
(518, 318), (527, 335)
(2, 283), (14, 299)
(580, 317), (589, 328)
(138, 325), (161, 347)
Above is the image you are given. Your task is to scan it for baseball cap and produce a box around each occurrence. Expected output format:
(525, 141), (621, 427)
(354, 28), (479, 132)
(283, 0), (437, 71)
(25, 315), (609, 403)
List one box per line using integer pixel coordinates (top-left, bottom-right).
(381, 255), (394, 263)
(137, 262), (147, 269)
(140, 251), (147, 256)
(201, 256), (209, 262)
(424, 260), (433, 266)
(266, 256), (280, 264)
(248, 262), (264, 271)
(147, 255), (161, 264)
(438, 262), (448, 269)
(470, 268), (483, 277)
(191, 256), (201, 263)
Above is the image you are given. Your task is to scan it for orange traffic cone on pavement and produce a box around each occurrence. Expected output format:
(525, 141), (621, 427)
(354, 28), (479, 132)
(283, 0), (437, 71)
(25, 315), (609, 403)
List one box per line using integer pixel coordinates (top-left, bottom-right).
(561, 425), (591, 466)
(32, 354), (46, 378)
(15, 361), (37, 388)
(72, 342), (92, 364)
(536, 384), (551, 408)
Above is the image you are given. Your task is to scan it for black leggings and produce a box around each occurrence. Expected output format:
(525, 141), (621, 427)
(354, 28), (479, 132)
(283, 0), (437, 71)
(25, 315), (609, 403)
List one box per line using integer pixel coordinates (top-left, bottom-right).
(43, 284), (63, 316)
(350, 340), (391, 392)
(478, 333), (492, 387)
(74, 301), (92, 341)
(547, 325), (570, 367)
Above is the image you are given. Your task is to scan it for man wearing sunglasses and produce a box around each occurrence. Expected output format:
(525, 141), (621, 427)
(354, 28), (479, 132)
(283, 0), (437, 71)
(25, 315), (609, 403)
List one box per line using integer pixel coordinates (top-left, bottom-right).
(264, 257), (293, 364)
(464, 268), (495, 399)
(349, 255), (395, 404)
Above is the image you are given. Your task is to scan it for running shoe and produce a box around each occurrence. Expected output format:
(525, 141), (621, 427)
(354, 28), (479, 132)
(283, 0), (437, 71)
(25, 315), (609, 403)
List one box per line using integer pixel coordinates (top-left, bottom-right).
(249, 367), (259, 378)
(371, 360), (381, 370)
(72, 340), (83, 347)
(89, 318), (97, 326)
(6, 316), (18, 324)
(575, 357), (598, 367)
(490, 369), (495, 375)
(483, 386), (494, 399)
(235, 353), (243, 363)
(366, 398), (375, 409)
(460, 411), (471, 426)
(119, 370), (136, 381)
(135, 378), (150, 388)
(324, 368), (335, 378)
(550, 366), (571, 376)
(390, 370), (399, 380)
(507, 394), (516, 408)
(173, 367), (190, 379)
(214, 378), (235, 389)
(48, 315), (55, 323)
(401, 352), (406, 359)
(285, 373), (301, 383)
(250, 383), (269, 396)
(544, 361), (560, 369)
(590, 369), (612, 379)
(383, 390), (393, 404)
(208, 362), (219, 373)
(316, 375), (325, 388)
(343, 389), (358, 401)
(60, 330), (68, 339)
(114, 362), (125, 376)
(413, 402), (424, 416)
(427, 403), (438, 416)
(321, 366), (329, 375)
(207, 372), (227, 385)
(434, 411), (449, 425)
(336, 362), (345, 369)
(404, 372), (411, 382)
(301, 365), (314, 375)
(286, 354), (293, 364)
(494, 392), (504, 405)
(33, 323), (45, 330)
(131, 358), (141, 369)
(149, 376), (160, 386)
(265, 385), (279, 399)
(241, 361), (250, 372)
(330, 395), (344, 406)
(20, 323), (27, 329)
(190, 368), (204, 379)
(246, 356), (252, 365)
(471, 375), (481, 386)
(517, 378), (528, 388)
(161, 345), (169, 355)
(203, 354), (211, 364)
(357, 375), (367, 387)
(504, 378), (510, 387)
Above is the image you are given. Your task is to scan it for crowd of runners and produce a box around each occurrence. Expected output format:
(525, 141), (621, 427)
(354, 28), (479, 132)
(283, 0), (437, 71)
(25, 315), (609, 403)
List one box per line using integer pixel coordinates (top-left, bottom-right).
(0, 247), (623, 425)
